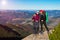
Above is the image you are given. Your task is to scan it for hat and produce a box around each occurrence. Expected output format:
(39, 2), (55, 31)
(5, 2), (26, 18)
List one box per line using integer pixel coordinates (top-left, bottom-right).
(39, 10), (44, 12)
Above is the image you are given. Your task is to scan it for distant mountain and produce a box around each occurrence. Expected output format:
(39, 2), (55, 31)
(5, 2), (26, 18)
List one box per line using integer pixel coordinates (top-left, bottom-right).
(0, 10), (60, 24)
(46, 10), (60, 18)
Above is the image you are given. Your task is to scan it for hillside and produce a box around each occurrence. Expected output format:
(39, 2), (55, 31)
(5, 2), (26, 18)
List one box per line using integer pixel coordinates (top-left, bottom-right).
(0, 24), (20, 37)
(6, 23), (33, 38)
(0, 23), (33, 39)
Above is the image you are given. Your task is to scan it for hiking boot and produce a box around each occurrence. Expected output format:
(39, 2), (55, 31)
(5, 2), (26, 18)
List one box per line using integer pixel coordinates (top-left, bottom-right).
(40, 31), (43, 34)
(47, 31), (50, 34)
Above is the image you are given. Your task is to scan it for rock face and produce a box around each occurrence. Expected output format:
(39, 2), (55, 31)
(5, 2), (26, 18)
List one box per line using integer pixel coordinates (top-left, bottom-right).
(22, 31), (49, 40)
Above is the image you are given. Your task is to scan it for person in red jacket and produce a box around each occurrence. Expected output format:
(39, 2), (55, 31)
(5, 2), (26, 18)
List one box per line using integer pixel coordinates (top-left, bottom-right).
(32, 12), (40, 34)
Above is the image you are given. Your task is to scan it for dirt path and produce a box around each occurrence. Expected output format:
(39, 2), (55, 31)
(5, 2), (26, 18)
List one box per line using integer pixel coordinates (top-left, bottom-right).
(22, 31), (50, 40)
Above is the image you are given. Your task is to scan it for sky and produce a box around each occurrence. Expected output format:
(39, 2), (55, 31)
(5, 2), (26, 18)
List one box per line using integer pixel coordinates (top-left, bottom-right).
(0, 0), (60, 10)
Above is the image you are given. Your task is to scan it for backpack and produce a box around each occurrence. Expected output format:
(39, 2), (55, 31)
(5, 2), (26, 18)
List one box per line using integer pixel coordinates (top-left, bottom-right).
(46, 12), (48, 22)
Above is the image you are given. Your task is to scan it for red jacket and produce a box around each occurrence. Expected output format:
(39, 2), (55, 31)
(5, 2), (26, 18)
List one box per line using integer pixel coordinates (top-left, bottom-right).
(32, 14), (40, 22)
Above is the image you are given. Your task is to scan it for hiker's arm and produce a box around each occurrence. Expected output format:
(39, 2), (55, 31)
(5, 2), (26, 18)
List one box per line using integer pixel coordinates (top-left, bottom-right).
(32, 17), (34, 22)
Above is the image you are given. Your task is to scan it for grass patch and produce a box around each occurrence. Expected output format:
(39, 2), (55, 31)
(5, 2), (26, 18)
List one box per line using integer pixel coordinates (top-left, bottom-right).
(49, 23), (60, 40)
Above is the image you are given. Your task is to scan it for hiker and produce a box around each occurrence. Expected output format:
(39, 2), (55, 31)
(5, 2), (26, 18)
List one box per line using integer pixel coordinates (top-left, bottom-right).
(32, 12), (39, 34)
(39, 10), (49, 33)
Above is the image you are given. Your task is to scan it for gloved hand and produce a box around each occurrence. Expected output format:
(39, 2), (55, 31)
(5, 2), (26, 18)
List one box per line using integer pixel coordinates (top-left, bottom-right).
(41, 20), (43, 22)
(36, 20), (38, 22)
(32, 20), (34, 22)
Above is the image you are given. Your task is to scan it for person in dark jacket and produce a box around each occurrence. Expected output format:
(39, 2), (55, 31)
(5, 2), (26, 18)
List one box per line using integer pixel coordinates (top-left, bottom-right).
(32, 12), (40, 34)
(39, 10), (49, 33)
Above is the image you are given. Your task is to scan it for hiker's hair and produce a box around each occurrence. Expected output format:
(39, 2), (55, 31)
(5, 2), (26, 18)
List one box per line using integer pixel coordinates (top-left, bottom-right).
(42, 11), (46, 15)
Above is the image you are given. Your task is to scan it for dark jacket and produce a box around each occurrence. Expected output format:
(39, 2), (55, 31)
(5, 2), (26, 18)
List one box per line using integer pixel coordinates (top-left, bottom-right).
(39, 13), (46, 21)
